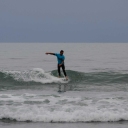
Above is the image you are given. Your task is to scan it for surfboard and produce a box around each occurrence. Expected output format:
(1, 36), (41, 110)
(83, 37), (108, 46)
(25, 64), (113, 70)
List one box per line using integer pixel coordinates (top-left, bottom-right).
(61, 78), (68, 81)
(54, 76), (68, 81)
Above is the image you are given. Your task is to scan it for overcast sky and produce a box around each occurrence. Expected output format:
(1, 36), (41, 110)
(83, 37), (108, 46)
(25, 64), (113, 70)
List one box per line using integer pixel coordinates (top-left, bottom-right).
(0, 0), (128, 43)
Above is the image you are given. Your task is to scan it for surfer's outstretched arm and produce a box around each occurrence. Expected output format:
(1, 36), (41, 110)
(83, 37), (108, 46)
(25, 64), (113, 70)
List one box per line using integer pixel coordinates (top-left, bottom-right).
(45, 52), (55, 55)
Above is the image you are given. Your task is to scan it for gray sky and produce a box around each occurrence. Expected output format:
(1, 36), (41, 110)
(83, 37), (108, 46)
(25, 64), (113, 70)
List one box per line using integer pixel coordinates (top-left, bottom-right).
(0, 0), (128, 43)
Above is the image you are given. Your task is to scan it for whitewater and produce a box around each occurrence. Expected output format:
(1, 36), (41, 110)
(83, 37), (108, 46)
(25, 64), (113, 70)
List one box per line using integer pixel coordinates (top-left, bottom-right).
(0, 43), (128, 123)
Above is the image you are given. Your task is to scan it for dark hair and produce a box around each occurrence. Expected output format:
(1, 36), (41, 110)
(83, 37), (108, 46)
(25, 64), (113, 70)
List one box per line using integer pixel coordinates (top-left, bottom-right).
(60, 50), (64, 52)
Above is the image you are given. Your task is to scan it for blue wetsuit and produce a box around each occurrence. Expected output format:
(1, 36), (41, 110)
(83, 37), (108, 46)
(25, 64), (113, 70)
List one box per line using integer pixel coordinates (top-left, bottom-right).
(54, 53), (67, 77)
(55, 53), (65, 64)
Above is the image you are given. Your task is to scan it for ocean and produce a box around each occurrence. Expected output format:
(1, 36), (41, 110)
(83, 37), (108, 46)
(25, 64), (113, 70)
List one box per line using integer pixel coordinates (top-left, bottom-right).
(0, 43), (128, 128)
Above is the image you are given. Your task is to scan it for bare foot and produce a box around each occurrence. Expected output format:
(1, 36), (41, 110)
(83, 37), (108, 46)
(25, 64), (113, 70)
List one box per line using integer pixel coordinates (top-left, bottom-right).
(65, 76), (68, 80)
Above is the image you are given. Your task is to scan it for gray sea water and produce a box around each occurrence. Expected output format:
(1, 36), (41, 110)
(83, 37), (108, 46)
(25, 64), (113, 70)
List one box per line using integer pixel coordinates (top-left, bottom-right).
(0, 43), (128, 127)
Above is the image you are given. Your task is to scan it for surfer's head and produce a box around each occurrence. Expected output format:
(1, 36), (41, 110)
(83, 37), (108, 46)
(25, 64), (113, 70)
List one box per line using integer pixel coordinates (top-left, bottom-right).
(60, 50), (64, 55)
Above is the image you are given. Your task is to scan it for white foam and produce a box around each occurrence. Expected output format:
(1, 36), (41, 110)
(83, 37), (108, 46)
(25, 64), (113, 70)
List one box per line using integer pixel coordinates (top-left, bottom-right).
(2, 68), (68, 84)
(0, 93), (128, 122)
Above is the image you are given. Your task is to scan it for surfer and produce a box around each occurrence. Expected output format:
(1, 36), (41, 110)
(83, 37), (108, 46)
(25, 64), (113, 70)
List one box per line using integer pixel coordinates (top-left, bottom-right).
(45, 50), (68, 80)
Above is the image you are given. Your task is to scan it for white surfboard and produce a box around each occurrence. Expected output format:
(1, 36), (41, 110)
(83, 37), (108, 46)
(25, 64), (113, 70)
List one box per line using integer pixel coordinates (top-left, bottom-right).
(61, 77), (68, 81)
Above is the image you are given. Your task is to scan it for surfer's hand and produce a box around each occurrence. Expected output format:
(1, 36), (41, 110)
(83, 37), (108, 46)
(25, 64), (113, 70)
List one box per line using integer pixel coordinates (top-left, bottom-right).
(59, 64), (62, 67)
(45, 52), (48, 55)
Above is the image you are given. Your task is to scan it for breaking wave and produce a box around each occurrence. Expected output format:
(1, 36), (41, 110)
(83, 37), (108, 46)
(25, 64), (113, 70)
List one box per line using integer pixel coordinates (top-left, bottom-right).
(0, 68), (128, 87)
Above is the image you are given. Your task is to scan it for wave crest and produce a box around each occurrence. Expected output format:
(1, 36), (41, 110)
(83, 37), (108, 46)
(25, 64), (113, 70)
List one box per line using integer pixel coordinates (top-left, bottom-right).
(0, 68), (67, 85)
(0, 69), (128, 87)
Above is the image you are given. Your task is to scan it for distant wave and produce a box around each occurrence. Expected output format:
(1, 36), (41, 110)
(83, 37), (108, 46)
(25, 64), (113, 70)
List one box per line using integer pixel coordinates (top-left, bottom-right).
(1, 115), (128, 123)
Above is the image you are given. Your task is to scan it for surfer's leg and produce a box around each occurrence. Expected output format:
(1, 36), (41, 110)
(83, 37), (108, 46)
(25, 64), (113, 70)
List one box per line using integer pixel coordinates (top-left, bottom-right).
(58, 64), (61, 77)
(62, 64), (67, 77)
